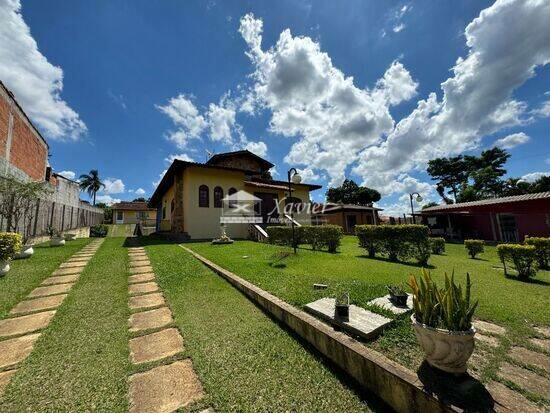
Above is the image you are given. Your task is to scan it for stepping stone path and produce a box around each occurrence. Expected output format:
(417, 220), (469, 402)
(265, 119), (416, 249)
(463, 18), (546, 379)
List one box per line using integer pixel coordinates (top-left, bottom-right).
(0, 239), (103, 396)
(367, 294), (413, 315)
(125, 246), (208, 413)
(470, 319), (550, 410)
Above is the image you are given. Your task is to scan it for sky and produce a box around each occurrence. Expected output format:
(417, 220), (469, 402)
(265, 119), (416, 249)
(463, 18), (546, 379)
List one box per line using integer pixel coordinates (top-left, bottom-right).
(1, 0), (549, 215)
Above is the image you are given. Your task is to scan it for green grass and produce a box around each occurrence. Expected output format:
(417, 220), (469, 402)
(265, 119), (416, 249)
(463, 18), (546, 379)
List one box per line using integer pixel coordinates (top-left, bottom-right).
(0, 238), (131, 411)
(107, 224), (136, 237)
(143, 239), (382, 412)
(186, 237), (550, 377)
(0, 238), (91, 320)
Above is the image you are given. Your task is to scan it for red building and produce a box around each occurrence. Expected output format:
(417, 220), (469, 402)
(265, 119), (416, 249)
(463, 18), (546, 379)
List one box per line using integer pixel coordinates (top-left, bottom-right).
(421, 192), (550, 242)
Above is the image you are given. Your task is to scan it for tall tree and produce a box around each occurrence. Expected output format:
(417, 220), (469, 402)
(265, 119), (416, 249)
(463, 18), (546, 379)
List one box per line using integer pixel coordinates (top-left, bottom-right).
(326, 179), (381, 205)
(427, 155), (469, 201)
(79, 170), (105, 205)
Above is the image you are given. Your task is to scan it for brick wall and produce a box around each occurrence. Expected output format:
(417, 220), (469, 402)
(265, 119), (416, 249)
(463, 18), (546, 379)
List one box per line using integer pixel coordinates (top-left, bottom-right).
(0, 82), (48, 181)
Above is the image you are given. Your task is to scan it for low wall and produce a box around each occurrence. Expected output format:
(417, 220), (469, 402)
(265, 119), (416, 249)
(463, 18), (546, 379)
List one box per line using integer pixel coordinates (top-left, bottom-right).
(181, 246), (458, 413)
(27, 226), (91, 245)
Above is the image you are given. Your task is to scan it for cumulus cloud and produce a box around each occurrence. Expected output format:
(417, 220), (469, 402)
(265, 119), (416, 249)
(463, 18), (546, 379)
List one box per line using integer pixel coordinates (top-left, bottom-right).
(298, 167), (321, 183)
(165, 152), (195, 163)
(354, 0), (550, 194)
(494, 132), (530, 149)
(0, 0), (86, 140)
(103, 178), (125, 194)
(393, 23), (405, 33)
(244, 141), (268, 157)
(206, 98), (236, 143)
(95, 194), (121, 206)
(532, 100), (550, 118)
(57, 170), (76, 180)
(521, 171), (549, 183)
(238, 13), (419, 186)
(135, 188), (146, 196)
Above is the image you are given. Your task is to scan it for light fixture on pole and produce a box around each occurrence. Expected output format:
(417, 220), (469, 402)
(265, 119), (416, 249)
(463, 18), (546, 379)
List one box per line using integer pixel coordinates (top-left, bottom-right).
(287, 168), (301, 254)
(409, 192), (423, 224)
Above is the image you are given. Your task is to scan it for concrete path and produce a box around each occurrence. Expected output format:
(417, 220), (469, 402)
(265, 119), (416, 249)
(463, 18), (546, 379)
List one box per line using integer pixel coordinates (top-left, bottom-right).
(126, 246), (209, 413)
(0, 239), (104, 396)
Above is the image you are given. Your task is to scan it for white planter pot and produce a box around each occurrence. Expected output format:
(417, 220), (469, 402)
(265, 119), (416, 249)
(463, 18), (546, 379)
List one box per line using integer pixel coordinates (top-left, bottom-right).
(50, 237), (66, 247)
(65, 233), (77, 241)
(14, 245), (34, 259)
(0, 260), (10, 276)
(411, 315), (475, 374)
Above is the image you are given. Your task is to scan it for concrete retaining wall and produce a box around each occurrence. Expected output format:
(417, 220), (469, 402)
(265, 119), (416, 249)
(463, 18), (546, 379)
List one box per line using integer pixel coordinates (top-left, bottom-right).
(182, 246), (458, 413)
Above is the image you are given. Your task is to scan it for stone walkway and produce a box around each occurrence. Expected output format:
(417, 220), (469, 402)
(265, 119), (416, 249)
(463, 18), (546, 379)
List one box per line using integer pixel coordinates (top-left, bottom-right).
(126, 246), (209, 413)
(0, 239), (104, 396)
(469, 319), (550, 412)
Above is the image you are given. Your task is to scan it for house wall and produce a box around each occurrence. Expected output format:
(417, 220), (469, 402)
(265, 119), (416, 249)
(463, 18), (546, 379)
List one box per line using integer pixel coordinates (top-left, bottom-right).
(159, 183), (175, 231)
(322, 210), (376, 233)
(114, 209), (157, 224)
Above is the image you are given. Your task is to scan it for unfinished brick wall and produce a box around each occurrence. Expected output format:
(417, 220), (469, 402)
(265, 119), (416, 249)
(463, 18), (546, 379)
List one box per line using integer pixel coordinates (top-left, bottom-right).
(0, 95), (9, 158)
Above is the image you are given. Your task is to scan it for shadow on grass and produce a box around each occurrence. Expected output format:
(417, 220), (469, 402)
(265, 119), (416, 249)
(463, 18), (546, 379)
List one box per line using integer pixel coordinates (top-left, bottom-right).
(356, 255), (436, 270)
(503, 273), (550, 286)
(418, 361), (494, 411)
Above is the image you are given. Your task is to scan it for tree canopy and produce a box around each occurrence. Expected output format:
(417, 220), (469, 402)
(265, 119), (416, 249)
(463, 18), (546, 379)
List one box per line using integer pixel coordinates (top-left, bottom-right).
(326, 179), (381, 205)
(79, 170), (104, 205)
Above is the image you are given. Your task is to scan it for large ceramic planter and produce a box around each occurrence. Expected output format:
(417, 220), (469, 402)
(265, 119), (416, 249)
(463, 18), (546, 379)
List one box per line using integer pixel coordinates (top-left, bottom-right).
(0, 260), (10, 276)
(14, 245), (34, 259)
(50, 237), (66, 247)
(65, 233), (77, 241)
(411, 315), (475, 374)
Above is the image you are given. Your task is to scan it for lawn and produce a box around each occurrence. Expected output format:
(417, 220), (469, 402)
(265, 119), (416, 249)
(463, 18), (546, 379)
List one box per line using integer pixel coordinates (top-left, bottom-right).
(143, 239), (384, 412)
(0, 238), (91, 320)
(1, 237), (131, 411)
(107, 224), (136, 237)
(186, 236), (550, 378)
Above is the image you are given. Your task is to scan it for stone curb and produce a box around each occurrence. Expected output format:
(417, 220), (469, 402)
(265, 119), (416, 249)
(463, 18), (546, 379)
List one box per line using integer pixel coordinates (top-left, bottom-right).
(181, 246), (458, 413)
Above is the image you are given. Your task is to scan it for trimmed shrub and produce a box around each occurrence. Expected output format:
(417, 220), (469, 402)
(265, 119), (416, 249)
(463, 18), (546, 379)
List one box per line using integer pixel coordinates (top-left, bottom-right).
(0, 232), (22, 261)
(266, 226), (294, 246)
(497, 244), (537, 279)
(355, 224), (431, 265)
(464, 239), (484, 258)
(524, 237), (550, 269)
(430, 237), (446, 255)
(266, 225), (343, 253)
(90, 224), (108, 238)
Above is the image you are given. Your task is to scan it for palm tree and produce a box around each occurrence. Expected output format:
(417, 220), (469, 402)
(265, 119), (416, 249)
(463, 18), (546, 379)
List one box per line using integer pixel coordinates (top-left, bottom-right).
(79, 170), (105, 205)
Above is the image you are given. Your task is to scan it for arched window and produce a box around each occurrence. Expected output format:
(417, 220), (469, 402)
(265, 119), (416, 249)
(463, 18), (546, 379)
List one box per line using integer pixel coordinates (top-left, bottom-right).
(199, 185), (209, 207)
(213, 187), (223, 208)
(228, 187), (237, 209)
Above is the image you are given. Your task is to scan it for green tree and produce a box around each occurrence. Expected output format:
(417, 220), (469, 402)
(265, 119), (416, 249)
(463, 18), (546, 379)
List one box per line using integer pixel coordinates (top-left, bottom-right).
(421, 201), (439, 210)
(132, 197), (147, 202)
(427, 156), (469, 202)
(95, 202), (112, 223)
(79, 170), (105, 205)
(530, 175), (550, 192)
(326, 179), (381, 205)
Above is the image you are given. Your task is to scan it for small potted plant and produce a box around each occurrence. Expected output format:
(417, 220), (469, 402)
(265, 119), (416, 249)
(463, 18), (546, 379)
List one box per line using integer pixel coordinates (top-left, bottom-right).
(409, 270), (478, 374)
(386, 284), (408, 306)
(47, 226), (66, 247)
(334, 291), (350, 321)
(0, 232), (22, 276)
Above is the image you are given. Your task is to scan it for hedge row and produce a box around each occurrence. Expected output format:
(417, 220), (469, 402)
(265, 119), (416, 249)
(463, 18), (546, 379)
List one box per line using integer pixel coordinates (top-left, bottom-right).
(266, 225), (343, 253)
(497, 244), (537, 279)
(355, 224), (431, 265)
(524, 237), (550, 269)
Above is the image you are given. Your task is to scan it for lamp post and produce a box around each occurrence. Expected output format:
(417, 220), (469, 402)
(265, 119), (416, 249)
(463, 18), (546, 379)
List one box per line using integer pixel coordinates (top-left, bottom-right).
(287, 168), (302, 254)
(409, 192), (423, 224)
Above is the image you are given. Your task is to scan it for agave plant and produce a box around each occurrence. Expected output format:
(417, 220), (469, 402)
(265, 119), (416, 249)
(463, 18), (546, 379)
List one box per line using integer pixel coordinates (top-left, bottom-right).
(409, 270), (478, 331)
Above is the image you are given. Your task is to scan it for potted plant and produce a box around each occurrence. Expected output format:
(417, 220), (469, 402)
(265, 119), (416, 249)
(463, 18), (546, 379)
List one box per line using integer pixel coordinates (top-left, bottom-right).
(0, 232), (22, 276)
(409, 270), (478, 374)
(47, 226), (65, 247)
(334, 291), (350, 321)
(386, 284), (408, 306)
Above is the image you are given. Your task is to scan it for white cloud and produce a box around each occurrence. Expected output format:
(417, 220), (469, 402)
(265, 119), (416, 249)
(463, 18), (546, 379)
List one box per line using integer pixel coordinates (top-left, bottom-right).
(135, 188), (146, 196)
(103, 178), (125, 194)
(156, 94), (207, 149)
(238, 13), (418, 186)
(0, 0), (86, 140)
(57, 170), (76, 180)
(95, 194), (121, 206)
(244, 141), (268, 157)
(532, 100), (550, 118)
(298, 167), (320, 183)
(206, 99), (236, 143)
(165, 153), (195, 163)
(393, 23), (405, 33)
(354, 0), (550, 195)
(153, 169), (168, 188)
(494, 132), (530, 149)
(521, 171), (549, 183)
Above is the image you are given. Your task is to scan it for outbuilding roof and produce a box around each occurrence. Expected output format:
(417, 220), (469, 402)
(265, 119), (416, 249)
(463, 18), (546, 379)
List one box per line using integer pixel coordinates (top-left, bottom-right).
(421, 191), (550, 212)
(111, 201), (155, 211)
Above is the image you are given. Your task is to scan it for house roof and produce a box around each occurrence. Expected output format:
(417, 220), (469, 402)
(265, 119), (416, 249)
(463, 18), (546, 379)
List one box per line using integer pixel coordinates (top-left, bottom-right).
(421, 191), (550, 213)
(314, 203), (383, 213)
(111, 201), (155, 211)
(244, 181), (290, 191)
(206, 149), (274, 169)
(149, 159), (322, 207)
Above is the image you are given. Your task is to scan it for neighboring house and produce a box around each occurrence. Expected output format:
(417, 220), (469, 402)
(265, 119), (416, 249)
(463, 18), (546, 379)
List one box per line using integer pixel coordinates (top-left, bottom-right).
(111, 202), (157, 225)
(149, 150), (322, 239)
(0, 80), (103, 237)
(313, 204), (382, 234)
(420, 192), (550, 242)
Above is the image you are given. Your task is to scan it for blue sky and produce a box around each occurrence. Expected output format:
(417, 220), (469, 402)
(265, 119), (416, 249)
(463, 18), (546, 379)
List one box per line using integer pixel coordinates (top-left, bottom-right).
(1, 0), (549, 214)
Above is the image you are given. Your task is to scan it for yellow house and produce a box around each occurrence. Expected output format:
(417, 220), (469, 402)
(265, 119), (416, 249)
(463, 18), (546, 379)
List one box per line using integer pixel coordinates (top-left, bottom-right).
(149, 150), (322, 239)
(111, 202), (157, 225)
